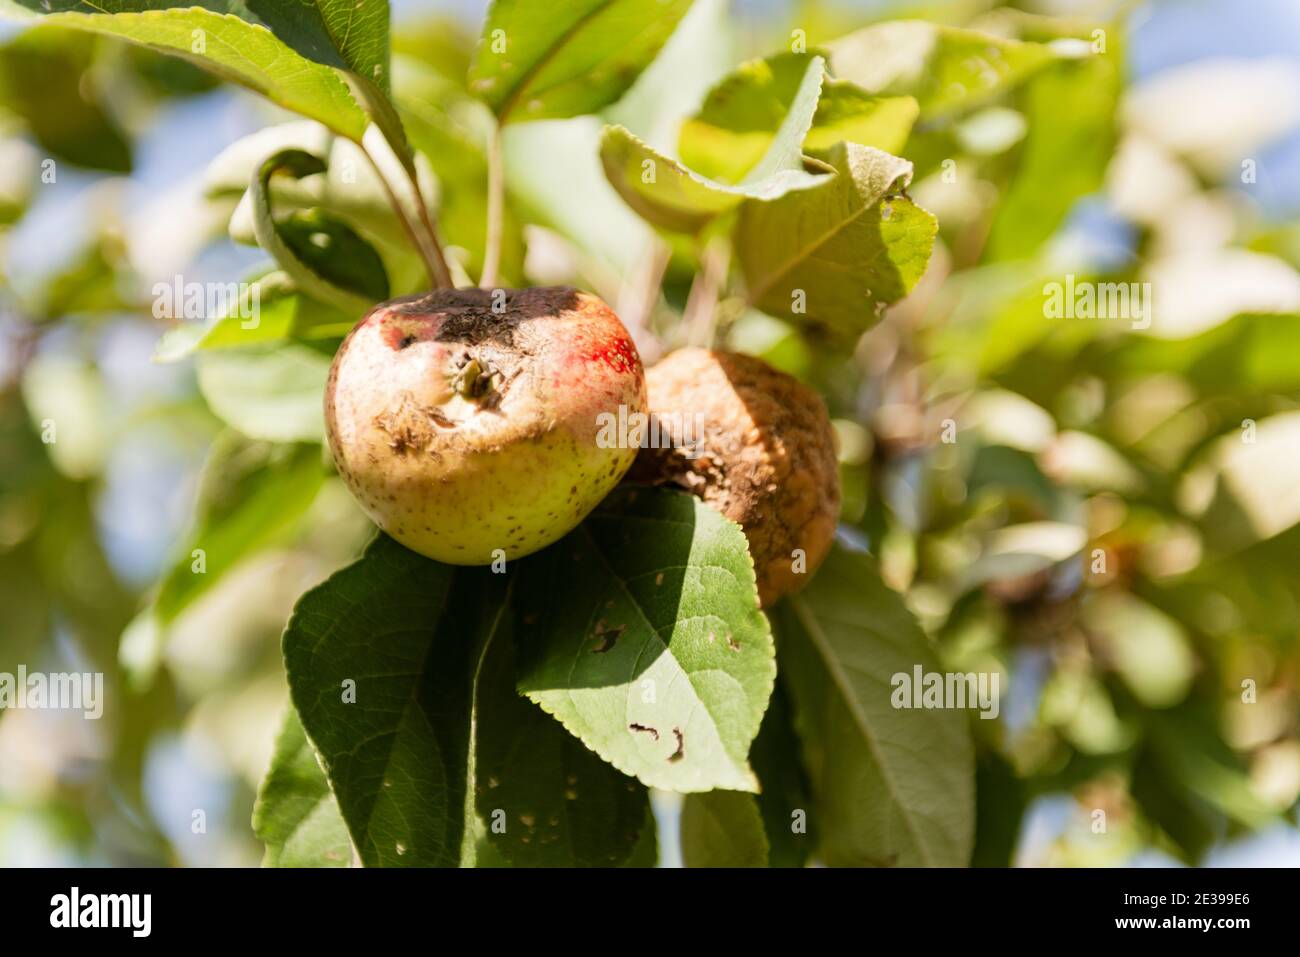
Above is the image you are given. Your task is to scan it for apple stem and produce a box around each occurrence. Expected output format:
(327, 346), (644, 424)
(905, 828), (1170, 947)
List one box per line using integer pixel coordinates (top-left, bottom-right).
(361, 129), (454, 290)
(481, 122), (505, 289)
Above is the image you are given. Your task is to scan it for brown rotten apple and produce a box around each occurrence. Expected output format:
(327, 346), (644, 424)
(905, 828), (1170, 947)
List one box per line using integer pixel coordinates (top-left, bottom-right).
(627, 348), (839, 607)
(325, 286), (646, 564)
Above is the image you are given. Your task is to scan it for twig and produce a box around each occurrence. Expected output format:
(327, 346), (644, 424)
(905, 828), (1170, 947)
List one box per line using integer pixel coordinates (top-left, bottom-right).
(683, 238), (730, 349)
(616, 238), (670, 362)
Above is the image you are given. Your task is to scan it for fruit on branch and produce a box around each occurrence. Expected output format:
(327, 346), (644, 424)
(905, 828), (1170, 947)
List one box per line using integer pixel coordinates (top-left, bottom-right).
(627, 348), (840, 607)
(325, 287), (646, 564)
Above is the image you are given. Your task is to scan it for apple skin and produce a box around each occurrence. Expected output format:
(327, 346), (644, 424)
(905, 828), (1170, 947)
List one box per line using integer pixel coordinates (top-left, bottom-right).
(325, 286), (646, 564)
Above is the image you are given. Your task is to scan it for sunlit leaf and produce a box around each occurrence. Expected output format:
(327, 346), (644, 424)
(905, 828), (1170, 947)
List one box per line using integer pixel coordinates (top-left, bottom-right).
(735, 142), (935, 339)
(468, 0), (694, 123)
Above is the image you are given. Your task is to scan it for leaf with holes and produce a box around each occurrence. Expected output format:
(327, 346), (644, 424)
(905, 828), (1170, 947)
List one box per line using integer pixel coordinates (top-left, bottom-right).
(516, 486), (775, 793)
(772, 543), (975, 866)
(468, 0), (694, 123)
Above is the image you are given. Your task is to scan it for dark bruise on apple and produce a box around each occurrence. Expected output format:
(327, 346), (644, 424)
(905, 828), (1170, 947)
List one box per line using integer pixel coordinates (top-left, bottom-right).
(325, 286), (647, 564)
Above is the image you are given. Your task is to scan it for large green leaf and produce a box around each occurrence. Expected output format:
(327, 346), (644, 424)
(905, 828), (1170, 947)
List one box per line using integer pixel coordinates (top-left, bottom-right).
(468, 0), (693, 123)
(0, 27), (131, 172)
(195, 342), (332, 443)
(283, 534), (650, 867)
(600, 55), (828, 234)
(680, 790), (769, 867)
(154, 432), (325, 623)
(735, 141), (936, 339)
(678, 51), (917, 185)
(827, 20), (1060, 119)
(0, 1), (371, 140)
(516, 486), (775, 793)
(253, 708), (353, 867)
(772, 543), (975, 866)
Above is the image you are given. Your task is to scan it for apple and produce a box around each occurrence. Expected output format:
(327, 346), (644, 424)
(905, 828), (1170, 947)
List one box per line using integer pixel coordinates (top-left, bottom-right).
(325, 286), (646, 564)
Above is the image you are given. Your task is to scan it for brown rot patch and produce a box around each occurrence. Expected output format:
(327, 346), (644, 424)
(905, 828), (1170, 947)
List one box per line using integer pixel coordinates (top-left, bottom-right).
(374, 391), (437, 454)
(380, 286), (582, 348)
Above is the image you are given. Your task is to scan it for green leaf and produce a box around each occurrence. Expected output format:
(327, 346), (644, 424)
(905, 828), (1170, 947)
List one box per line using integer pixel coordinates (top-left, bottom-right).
(750, 678), (815, 867)
(196, 342), (331, 443)
(678, 51), (918, 184)
(970, 752), (1027, 868)
(253, 708), (353, 868)
(516, 486), (775, 793)
(620, 809), (660, 867)
(772, 543), (975, 866)
(600, 55), (829, 234)
(1138, 696), (1279, 852)
(154, 432), (325, 623)
(0, 1), (370, 141)
(827, 20), (1061, 119)
(680, 790), (769, 867)
(250, 149), (377, 316)
(0, 27), (131, 172)
(280, 209), (390, 302)
(983, 36), (1121, 261)
(206, 121), (429, 254)
(153, 271), (355, 362)
(735, 141), (936, 339)
(241, 0), (418, 181)
(285, 538), (506, 867)
(468, 0), (694, 123)
(284, 535), (652, 867)
(1101, 312), (1300, 396)
(475, 611), (649, 867)
(245, 0), (390, 93)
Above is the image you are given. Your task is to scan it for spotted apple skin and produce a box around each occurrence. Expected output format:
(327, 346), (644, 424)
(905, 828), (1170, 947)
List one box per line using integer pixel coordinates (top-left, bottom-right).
(325, 286), (646, 564)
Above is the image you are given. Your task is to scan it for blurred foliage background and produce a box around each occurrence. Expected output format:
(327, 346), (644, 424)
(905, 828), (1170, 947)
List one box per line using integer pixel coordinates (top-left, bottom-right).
(2, 0), (1300, 866)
